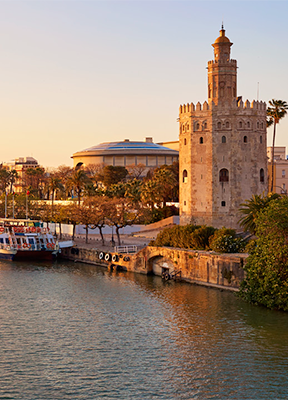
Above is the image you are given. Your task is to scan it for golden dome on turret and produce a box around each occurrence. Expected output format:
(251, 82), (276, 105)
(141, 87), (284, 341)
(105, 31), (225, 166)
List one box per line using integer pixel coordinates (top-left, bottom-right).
(214, 25), (231, 44)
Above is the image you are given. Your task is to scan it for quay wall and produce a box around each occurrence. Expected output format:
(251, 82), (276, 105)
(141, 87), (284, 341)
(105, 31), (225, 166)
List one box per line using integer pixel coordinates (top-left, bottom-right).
(60, 245), (247, 291)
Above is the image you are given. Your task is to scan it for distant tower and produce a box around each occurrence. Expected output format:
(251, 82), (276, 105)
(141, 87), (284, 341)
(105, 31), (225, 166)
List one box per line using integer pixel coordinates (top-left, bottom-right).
(179, 26), (268, 229)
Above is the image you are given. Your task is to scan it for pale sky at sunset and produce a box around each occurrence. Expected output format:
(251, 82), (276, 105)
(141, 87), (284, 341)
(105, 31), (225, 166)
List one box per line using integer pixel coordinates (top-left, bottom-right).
(1, 1), (288, 168)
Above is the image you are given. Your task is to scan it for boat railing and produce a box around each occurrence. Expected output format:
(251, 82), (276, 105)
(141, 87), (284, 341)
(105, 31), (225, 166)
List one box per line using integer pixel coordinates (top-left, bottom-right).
(0, 243), (17, 251)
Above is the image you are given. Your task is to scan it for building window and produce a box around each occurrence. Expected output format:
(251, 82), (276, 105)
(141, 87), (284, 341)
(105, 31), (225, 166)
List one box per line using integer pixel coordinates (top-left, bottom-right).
(222, 136), (226, 143)
(260, 168), (264, 183)
(187, 124), (189, 131)
(199, 137), (203, 144)
(282, 170), (286, 178)
(247, 121), (250, 128)
(182, 125), (185, 132)
(239, 121), (243, 128)
(244, 136), (247, 143)
(221, 201), (226, 207)
(260, 135), (262, 144)
(183, 169), (188, 183)
(217, 122), (221, 129)
(219, 168), (229, 182)
(226, 121), (229, 128)
(261, 122), (264, 129)
(196, 123), (200, 130)
(204, 122), (207, 129)
(184, 138), (187, 145)
(257, 122), (260, 129)
(184, 201), (186, 206)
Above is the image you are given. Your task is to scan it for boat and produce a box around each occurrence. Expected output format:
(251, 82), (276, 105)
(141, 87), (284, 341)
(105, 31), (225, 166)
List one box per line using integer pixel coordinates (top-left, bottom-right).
(0, 219), (59, 261)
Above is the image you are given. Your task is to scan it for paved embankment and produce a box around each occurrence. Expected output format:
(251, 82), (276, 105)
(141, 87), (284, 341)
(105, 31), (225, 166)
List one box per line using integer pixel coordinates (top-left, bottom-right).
(59, 234), (247, 292)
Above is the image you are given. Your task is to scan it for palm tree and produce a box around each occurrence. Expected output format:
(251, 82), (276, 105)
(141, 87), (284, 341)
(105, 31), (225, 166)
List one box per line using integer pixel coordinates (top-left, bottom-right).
(47, 175), (64, 218)
(238, 193), (280, 234)
(267, 99), (288, 192)
(68, 169), (91, 205)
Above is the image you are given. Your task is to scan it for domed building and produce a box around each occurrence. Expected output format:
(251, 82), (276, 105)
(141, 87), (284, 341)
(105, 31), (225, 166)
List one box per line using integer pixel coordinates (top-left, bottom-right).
(72, 137), (179, 171)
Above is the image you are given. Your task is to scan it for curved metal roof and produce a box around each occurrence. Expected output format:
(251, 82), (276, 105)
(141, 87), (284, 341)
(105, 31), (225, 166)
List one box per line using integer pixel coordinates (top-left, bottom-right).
(72, 140), (179, 158)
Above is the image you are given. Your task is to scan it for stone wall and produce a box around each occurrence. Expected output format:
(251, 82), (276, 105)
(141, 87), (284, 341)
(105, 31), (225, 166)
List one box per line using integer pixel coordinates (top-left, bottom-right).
(60, 245), (247, 291)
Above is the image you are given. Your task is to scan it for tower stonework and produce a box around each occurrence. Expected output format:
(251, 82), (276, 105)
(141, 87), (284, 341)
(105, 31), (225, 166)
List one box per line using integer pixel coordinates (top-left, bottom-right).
(179, 27), (268, 229)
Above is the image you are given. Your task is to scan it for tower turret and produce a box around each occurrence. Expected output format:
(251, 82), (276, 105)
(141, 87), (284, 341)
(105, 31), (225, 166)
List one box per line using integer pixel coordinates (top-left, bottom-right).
(207, 25), (237, 105)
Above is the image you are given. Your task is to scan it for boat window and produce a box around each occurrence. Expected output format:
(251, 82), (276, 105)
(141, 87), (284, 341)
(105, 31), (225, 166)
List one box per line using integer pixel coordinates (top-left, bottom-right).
(5, 238), (9, 244)
(28, 238), (34, 244)
(0, 238), (3, 244)
(17, 238), (21, 244)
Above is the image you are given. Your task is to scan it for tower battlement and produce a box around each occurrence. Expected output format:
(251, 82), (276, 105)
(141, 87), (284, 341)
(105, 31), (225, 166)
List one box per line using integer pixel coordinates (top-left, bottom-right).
(179, 99), (266, 116)
(207, 59), (237, 66)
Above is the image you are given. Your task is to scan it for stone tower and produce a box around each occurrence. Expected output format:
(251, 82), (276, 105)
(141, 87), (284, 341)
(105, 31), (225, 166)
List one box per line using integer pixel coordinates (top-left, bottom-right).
(179, 26), (268, 229)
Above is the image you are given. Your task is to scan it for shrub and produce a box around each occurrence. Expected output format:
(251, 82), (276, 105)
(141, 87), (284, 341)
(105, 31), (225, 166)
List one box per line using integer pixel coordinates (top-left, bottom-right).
(151, 224), (215, 250)
(209, 228), (246, 253)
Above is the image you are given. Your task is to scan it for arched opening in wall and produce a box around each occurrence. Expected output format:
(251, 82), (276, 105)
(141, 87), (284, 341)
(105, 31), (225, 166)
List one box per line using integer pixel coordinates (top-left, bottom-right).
(260, 135), (263, 144)
(187, 124), (189, 131)
(225, 121), (229, 129)
(196, 123), (200, 130)
(221, 201), (226, 207)
(222, 136), (226, 143)
(203, 121), (207, 130)
(182, 125), (185, 132)
(239, 121), (243, 129)
(184, 138), (187, 145)
(243, 136), (248, 143)
(261, 122), (264, 129)
(75, 162), (84, 170)
(183, 169), (188, 183)
(257, 122), (260, 129)
(247, 121), (250, 128)
(219, 168), (229, 182)
(260, 168), (264, 183)
(199, 137), (204, 144)
(217, 122), (221, 129)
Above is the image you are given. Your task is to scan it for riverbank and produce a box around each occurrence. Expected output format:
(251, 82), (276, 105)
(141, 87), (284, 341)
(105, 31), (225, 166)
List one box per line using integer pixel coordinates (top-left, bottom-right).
(59, 234), (247, 291)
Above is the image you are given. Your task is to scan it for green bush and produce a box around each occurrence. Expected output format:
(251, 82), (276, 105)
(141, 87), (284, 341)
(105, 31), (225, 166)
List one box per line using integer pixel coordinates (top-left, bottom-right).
(239, 197), (288, 311)
(150, 224), (215, 250)
(209, 228), (246, 253)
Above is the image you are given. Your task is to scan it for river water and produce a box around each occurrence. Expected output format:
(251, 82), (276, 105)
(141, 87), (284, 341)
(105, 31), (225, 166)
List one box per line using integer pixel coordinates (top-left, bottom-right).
(0, 260), (287, 399)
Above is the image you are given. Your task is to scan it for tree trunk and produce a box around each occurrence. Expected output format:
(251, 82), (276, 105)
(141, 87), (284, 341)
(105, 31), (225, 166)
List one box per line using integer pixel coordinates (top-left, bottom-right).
(270, 122), (277, 192)
(99, 227), (105, 246)
(116, 226), (121, 246)
(85, 225), (89, 244)
(59, 222), (62, 240)
(72, 224), (76, 241)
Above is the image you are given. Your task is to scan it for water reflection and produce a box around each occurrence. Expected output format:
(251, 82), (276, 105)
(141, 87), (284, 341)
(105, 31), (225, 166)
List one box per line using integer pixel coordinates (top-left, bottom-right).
(0, 260), (287, 399)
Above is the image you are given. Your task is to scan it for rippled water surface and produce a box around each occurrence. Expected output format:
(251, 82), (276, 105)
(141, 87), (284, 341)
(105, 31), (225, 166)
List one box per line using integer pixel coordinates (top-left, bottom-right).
(0, 260), (288, 399)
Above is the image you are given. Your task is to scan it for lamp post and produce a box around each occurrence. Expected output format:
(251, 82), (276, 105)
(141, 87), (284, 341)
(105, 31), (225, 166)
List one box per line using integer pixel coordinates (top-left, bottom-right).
(111, 225), (115, 247)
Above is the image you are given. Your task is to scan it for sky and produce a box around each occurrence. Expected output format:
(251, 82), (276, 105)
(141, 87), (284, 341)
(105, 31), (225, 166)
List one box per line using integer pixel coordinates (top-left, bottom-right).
(1, 1), (288, 168)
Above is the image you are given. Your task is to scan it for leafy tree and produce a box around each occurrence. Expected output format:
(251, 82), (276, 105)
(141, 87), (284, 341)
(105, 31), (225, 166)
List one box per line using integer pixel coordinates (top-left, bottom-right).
(54, 165), (73, 198)
(0, 168), (10, 194)
(238, 193), (280, 234)
(106, 197), (140, 245)
(239, 197), (288, 310)
(98, 165), (128, 187)
(126, 163), (146, 179)
(267, 99), (288, 192)
(23, 167), (46, 198)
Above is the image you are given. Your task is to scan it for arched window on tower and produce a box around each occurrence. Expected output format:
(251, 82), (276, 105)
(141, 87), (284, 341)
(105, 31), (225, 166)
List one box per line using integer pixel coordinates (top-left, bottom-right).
(199, 137), (204, 144)
(225, 121), (229, 129)
(222, 136), (226, 143)
(196, 123), (200, 130)
(257, 122), (260, 129)
(247, 121), (250, 128)
(219, 168), (229, 182)
(184, 138), (187, 145)
(217, 122), (221, 129)
(260, 168), (264, 183)
(260, 136), (263, 144)
(183, 170), (188, 183)
(244, 136), (248, 143)
(239, 121), (243, 129)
